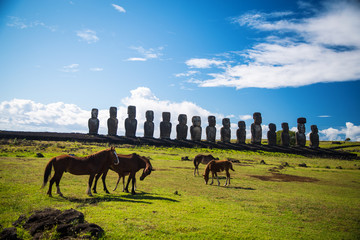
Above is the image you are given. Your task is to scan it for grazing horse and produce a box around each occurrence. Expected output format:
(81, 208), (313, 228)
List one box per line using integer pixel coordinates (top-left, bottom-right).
(193, 154), (219, 176)
(42, 147), (119, 197)
(93, 153), (153, 195)
(203, 160), (235, 186)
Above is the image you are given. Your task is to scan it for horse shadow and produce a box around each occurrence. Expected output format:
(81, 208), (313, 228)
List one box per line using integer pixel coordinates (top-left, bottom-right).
(226, 186), (256, 190)
(120, 191), (179, 203)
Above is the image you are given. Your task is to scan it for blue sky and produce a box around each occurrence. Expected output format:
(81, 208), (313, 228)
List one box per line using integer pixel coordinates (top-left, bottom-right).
(0, 0), (359, 141)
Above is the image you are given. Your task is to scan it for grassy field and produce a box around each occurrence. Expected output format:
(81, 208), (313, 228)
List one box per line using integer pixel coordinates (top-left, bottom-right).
(0, 139), (360, 239)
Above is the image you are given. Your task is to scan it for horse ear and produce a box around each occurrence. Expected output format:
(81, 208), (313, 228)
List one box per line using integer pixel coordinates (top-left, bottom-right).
(111, 146), (115, 151)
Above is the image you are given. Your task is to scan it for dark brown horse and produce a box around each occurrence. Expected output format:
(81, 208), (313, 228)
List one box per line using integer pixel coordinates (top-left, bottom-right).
(203, 160), (234, 186)
(93, 153), (153, 195)
(42, 147), (120, 197)
(193, 154), (219, 176)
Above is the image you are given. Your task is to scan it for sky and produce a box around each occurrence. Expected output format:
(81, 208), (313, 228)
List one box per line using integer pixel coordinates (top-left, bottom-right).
(0, 0), (360, 141)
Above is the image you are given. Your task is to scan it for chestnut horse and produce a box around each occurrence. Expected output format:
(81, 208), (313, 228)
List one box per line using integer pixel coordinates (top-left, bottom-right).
(203, 160), (234, 186)
(93, 153), (153, 195)
(42, 147), (119, 197)
(193, 154), (219, 176)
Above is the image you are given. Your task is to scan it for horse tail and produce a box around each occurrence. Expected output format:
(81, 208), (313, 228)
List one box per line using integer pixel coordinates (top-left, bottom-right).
(42, 157), (55, 188)
(193, 156), (198, 167)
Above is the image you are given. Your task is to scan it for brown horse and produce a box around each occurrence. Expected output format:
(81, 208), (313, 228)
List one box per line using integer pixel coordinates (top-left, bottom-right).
(203, 160), (235, 186)
(193, 154), (219, 176)
(42, 147), (120, 197)
(93, 153), (153, 195)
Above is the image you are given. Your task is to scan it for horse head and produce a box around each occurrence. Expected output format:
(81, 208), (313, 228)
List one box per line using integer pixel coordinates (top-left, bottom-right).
(139, 156), (153, 181)
(110, 146), (120, 165)
(203, 173), (209, 184)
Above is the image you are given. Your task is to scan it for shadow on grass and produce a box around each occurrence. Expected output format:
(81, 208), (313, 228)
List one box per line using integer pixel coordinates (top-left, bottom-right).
(120, 191), (179, 202)
(208, 185), (256, 190)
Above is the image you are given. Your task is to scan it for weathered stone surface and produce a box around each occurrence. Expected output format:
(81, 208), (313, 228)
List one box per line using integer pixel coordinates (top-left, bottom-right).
(310, 124), (319, 148)
(0, 227), (19, 240)
(125, 105), (137, 137)
(281, 122), (290, 147)
(236, 121), (246, 144)
(107, 106), (118, 136)
(144, 110), (154, 138)
(267, 123), (277, 146)
(206, 116), (216, 142)
(190, 116), (202, 141)
(160, 112), (172, 139)
(296, 117), (306, 147)
(88, 108), (99, 135)
(176, 114), (188, 140)
(251, 112), (262, 144)
(220, 118), (231, 143)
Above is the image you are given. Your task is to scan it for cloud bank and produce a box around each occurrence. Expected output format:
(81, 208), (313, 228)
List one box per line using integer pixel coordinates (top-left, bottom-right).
(0, 87), (358, 141)
(180, 0), (360, 89)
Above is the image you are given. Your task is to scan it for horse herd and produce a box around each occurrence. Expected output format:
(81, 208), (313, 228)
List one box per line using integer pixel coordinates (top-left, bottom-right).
(42, 147), (235, 197)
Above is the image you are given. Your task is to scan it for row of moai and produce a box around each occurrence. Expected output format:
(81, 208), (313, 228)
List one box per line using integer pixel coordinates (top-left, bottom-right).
(88, 106), (319, 148)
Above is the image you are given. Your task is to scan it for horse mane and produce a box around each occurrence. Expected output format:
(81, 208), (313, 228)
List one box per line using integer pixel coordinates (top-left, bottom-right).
(81, 148), (112, 160)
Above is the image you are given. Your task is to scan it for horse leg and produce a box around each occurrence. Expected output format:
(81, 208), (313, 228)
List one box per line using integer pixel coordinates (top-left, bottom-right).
(47, 175), (56, 197)
(113, 174), (121, 191)
(124, 174), (132, 193)
(55, 172), (64, 197)
(122, 175), (126, 192)
(210, 171), (214, 185)
(131, 175), (136, 195)
(92, 173), (102, 194)
(216, 172), (220, 186)
(87, 174), (95, 196)
(101, 170), (110, 194)
(225, 170), (230, 186)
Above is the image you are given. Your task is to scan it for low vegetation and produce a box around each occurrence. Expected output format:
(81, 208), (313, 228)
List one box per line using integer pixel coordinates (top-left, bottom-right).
(0, 139), (359, 239)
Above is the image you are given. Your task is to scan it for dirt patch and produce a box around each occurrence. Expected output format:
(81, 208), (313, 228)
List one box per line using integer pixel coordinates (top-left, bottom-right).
(4, 208), (104, 239)
(249, 173), (319, 182)
(170, 166), (193, 170)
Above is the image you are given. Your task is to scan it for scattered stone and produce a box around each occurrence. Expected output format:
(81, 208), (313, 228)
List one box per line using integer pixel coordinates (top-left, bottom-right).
(10, 208), (103, 239)
(181, 156), (190, 161)
(298, 163), (307, 168)
(0, 227), (19, 240)
(260, 160), (266, 165)
(281, 162), (289, 167)
(228, 158), (240, 163)
(35, 153), (44, 158)
(336, 166), (343, 169)
(325, 166), (331, 169)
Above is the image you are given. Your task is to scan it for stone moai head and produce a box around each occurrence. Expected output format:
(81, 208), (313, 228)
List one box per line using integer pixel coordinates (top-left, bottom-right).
(269, 123), (276, 132)
(146, 110), (154, 122)
(91, 108), (98, 118)
(253, 112), (262, 125)
(109, 107), (117, 118)
(178, 114), (187, 125)
(311, 125), (318, 134)
(297, 117), (306, 133)
(127, 105), (136, 119)
(222, 118), (230, 128)
(192, 116), (201, 127)
(238, 121), (245, 130)
(282, 122), (289, 132)
(163, 112), (171, 122)
(208, 116), (216, 127)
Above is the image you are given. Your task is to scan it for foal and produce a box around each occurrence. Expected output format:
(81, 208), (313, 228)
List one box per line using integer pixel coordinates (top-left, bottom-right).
(203, 160), (234, 186)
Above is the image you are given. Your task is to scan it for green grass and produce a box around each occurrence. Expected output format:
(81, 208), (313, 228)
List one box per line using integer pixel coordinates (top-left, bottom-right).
(0, 139), (360, 239)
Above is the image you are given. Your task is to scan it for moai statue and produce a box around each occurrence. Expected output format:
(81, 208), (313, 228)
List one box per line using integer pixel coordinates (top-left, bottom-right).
(176, 114), (188, 140)
(267, 123), (277, 146)
(206, 116), (216, 142)
(281, 122), (290, 147)
(190, 116), (202, 141)
(296, 117), (307, 147)
(160, 112), (172, 139)
(144, 110), (154, 138)
(88, 108), (99, 135)
(107, 106), (118, 136)
(236, 121), (246, 144)
(220, 118), (231, 143)
(125, 105), (137, 137)
(251, 112), (262, 144)
(309, 125), (319, 148)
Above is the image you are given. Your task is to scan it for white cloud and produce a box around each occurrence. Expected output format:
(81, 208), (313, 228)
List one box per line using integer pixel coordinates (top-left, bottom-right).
(185, 58), (226, 69)
(7, 16), (56, 31)
(90, 67), (103, 72)
(126, 46), (164, 62)
(318, 115), (331, 118)
(61, 64), (79, 73)
(187, 0), (360, 89)
(239, 115), (252, 121)
(175, 70), (199, 78)
(112, 4), (126, 13)
(320, 122), (360, 141)
(76, 29), (99, 44)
